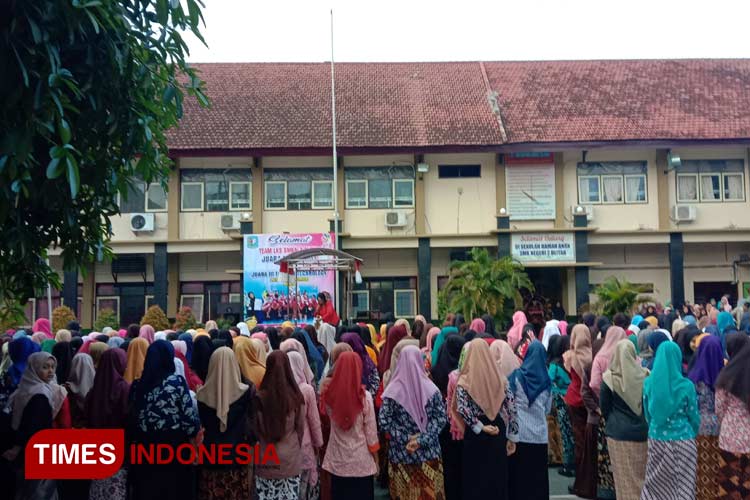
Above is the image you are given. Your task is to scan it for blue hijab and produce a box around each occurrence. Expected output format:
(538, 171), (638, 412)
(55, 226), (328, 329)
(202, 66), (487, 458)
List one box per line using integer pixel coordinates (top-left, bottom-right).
(507, 341), (551, 405)
(294, 328), (324, 381)
(8, 337), (40, 386)
(683, 315), (697, 326)
(687, 336), (724, 389)
(645, 331), (670, 370)
(178, 333), (194, 364)
(717, 311), (736, 335)
(631, 315), (644, 326)
(136, 340), (176, 395)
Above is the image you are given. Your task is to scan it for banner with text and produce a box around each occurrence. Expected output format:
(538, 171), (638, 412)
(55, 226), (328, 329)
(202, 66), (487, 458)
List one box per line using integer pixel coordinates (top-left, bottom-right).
(511, 233), (576, 263)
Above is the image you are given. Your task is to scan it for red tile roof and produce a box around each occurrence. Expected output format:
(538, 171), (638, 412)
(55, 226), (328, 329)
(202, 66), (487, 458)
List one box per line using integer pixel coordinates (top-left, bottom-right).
(168, 59), (750, 153)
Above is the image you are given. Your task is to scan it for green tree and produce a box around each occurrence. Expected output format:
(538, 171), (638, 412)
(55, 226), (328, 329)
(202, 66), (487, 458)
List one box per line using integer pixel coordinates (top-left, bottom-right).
(173, 306), (198, 330)
(51, 304), (76, 332)
(141, 304), (170, 331)
(591, 276), (653, 317)
(94, 307), (119, 332)
(440, 248), (534, 327)
(0, 0), (208, 327)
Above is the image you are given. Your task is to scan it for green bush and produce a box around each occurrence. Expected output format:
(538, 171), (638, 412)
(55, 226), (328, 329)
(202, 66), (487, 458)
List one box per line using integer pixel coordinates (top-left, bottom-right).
(173, 306), (198, 331)
(52, 305), (76, 332)
(141, 305), (170, 331)
(94, 308), (119, 332)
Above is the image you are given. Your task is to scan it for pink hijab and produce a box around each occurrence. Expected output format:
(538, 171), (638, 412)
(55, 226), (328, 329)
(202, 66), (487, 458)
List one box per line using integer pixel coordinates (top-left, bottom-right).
(559, 321), (568, 336)
(423, 327), (441, 355)
(506, 311), (528, 348)
(118, 329), (127, 338)
(381, 345), (439, 432)
(33, 318), (52, 338)
(469, 318), (485, 334)
(590, 326), (628, 395)
(139, 325), (155, 344)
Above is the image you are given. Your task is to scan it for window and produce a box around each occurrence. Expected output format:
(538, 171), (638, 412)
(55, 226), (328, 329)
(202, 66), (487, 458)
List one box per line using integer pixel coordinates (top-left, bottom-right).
(351, 290), (369, 319)
(205, 180), (229, 211)
(394, 289), (417, 318)
(120, 182), (146, 213)
(146, 184), (167, 212)
(724, 173), (745, 201)
(96, 296), (120, 319)
(369, 179), (392, 208)
(346, 180), (368, 208)
(438, 164), (481, 178)
(700, 173), (721, 202)
(229, 182), (252, 210)
(312, 181), (334, 209)
(677, 174), (698, 202)
(265, 181), (287, 210)
(677, 159), (746, 203)
(287, 181), (312, 210)
(393, 179), (415, 207)
(180, 294), (204, 322)
(576, 162), (648, 205)
(181, 182), (204, 211)
(229, 293), (242, 303)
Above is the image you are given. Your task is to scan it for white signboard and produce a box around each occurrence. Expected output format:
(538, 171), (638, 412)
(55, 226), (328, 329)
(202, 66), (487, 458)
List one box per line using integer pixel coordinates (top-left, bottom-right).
(505, 163), (556, 220)
(511, 233), (576, 263)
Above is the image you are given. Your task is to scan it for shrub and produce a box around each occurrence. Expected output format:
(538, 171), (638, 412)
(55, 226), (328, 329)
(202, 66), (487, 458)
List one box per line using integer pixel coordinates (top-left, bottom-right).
(173, 306), (198, 331)
(52, 305), (77, 332)
(94, 308), (119, 332)
(141, 305), (170, 331)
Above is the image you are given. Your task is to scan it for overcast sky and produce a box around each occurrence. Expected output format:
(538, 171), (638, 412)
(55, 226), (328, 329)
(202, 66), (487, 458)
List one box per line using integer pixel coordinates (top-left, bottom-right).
(184, 0), (749, 63)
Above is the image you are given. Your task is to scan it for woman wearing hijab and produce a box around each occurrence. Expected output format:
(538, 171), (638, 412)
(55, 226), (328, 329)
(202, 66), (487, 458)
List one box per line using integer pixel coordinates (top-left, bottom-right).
(547, 335), (575, 477)
(86, 349), (130, 500)
(320, 352), (379, 499)
(514, 323), (537, 360)
(0, 337), (41, 412)
(174, 349), (202, 391)
(32, 318), (52, 338)
(454, 339), (518, 500)
(51, 341), (73, 385)
(64, 353), (95, 428)
(341, 332), (380, 396)
(88, 341), (109, 369)
(196, 347), (256, 500)
(541, 319), (560, 349)
(286, 351), (323, 500)
(641, 342), (700, 500)
(30, 331), (47, 345)
(490, 339), (520, 380)
(422, 327), (441, 368)
(128, 340), (200, 500)
(124, 337), (149, 383)
(382, 337), (419, 388)
(714, 334), (750, 499)
(280, 338), (315, 384)
(40, 338), (55, 353)
(564, 324), (597, 498)
(642, 330), (669, 370)
(5, 352), (69, 499)
(233, 336), (266, 388)
(379, 324), (409, 375)
(191, 335), (214, 382)
(293, 328), (325, 381)
(506, 341), (551, 500)
(599, 340), (648, 500)
(687, 335), (724, 499)
(379, 345), (447, 500)
(430, 326), (458, 367)
(506, 311), (528, 351)
(138, 324), (155, 344)
(55, 329), (72, 343)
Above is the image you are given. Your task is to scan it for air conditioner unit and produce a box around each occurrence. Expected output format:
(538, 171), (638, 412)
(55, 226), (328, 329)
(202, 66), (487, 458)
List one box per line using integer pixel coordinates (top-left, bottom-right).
(385, 211), (407, 228)
(673, 205), (697, 222)
(130, 213), (154, 232)
(570, 205), (594, 222)
(220, 214), (241, 231)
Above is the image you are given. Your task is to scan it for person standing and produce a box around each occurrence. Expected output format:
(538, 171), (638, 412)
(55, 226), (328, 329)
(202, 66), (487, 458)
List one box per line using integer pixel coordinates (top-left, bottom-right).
(641, 341), (700, 500)
(316, 292), (340, 327)
(547, 335), (575, 477)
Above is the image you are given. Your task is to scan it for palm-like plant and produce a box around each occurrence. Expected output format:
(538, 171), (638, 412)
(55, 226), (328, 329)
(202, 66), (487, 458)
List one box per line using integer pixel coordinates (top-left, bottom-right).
(440, 248), (534, 326)
(591, 276), (653, 317)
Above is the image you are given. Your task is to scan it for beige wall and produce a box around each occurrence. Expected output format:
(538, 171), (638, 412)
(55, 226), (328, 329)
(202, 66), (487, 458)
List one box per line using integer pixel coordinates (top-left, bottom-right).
(588, 243), (672, 303)
(179, 252), (241, 282)
(110, 212), (169, 242)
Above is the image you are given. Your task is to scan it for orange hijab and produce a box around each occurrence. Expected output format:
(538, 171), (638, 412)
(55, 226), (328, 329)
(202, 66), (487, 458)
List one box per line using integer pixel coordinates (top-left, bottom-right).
(124, 337), (149, 383)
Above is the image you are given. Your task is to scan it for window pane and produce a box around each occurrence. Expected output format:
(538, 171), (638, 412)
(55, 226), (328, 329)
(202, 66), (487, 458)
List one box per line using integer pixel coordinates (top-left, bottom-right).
(369, 179), (392, 208)
(313, 182), (333, 208)
(146, 184), (167, 211)
(266, 183), (286, 209)
(347, 181), (367, 207)
(602, 176), (623, 203)
(97, 297), (119, 317)
(724, 174), (744, 201)
(205, 180), (229, 211)
(181, 296), (204, 322)
(677, 175), (698, 202)
(230, 182), (251, 210)
(393, 180), (414, 207)
(438, 165), (481, 178)
(394, 290), (416, 317)
(625, 175), (646, 203)
(352, 291), (369, 318)
(288, 181), (312, 210)
(121, 182), (145, 213)
(182, 183), (203, 210)
(701, 175), (720, 201)
(578, 177), (600, 203)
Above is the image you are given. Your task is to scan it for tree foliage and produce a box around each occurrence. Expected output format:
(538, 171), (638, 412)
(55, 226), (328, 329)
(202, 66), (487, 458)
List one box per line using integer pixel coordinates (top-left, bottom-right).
(51, 304), (76, 332)
(439, 248), (534, 327)
(141, 304), (169, 331)
(0, 0), (208, 328)
(173, 305), (197, 330)
(590, 276), (653, 318)
(94, 307), (119, 332)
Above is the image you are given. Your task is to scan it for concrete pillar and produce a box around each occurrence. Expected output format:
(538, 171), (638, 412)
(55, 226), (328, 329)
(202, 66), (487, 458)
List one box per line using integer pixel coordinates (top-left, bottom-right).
(418, 238), (431, 321)
(574, 212), (590, 315)
(669, 232), (685, 307)
(154, 243), (168, 313)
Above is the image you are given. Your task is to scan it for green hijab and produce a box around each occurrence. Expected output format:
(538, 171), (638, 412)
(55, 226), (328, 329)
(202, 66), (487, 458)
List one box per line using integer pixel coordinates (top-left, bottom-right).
(41, 339), (56, 353)
(628, 334), (638, 354)
(431, 326), (458, 366)
(643, 341), (696, 426)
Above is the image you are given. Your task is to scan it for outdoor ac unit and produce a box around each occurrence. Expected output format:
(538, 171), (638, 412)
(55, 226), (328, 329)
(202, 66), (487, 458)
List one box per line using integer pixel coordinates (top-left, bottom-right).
(385, 211), (407, 228)
(570, 205), (594, 222)
(130, 213), (154, 232)
(220, 214), (241, 231)
(673, 205), (697, 222)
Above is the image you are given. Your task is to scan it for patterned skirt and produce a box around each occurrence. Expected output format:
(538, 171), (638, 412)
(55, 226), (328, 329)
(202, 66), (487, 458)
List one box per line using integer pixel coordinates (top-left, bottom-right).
(255, 475), (301, 500)
(641, 439), (697, 500)
(89, 468), (127, 500)
(717, 449), (750, 499)
(388, 459), (445, 500)
(554, 393), (576, 467)
(547, 410), (563, 465)
(696, 435), (720, 500)
(299, 468), (320, 500)
(198, 466), (252, 500)
(596, 416), (615, 499)
(606, 438), (646, 500)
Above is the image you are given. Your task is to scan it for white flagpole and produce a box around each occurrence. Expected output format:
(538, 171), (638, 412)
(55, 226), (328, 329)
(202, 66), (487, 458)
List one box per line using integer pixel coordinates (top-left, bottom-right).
(330, 9), (341, 315)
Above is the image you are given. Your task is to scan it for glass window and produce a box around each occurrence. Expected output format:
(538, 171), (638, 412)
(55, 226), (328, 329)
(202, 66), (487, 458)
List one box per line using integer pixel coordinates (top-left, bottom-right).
(438, 165), (481, 178)
(312, 181), (333, 209)
(700, 174), (721, 202)
(120, 182), (146, 213)
(229, 293), (242, 303)
(624, 174), (647, 203)
(144, 295), (155, 310)
(287, 181), (312, 210)
(677, 174), (698, 202)
(146, 184), (167, 212)
(394, 289), (416, 318)
(181, 182), (204, 211)
(205, 180), (229, 212)
(180, 294), (204, 322)
(578, 176), (600, 204)
(346, 180), (368, 208)
(393, 179), (414, 207)
(229, 182), (252, 210)
(723, 173), (745, 201)
(601, 175), (623, 204)
(369, 179), (392, 209)
(96, 296), (120, 319)
(265, 181), (286, 210)
(351, 290), (369, 319)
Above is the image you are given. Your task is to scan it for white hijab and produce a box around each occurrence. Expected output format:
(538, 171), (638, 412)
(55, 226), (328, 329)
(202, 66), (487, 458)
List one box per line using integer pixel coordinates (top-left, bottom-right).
(542, 320), (561, 349)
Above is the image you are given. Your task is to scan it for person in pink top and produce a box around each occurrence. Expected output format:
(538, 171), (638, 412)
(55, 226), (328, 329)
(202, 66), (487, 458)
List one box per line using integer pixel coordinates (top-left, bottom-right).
(506, 311), (528, 350)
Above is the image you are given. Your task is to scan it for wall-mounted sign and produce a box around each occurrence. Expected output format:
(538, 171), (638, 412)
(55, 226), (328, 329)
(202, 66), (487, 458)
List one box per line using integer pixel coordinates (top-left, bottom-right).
(506, 163), (556, 220)
(511, 233), (575, 263)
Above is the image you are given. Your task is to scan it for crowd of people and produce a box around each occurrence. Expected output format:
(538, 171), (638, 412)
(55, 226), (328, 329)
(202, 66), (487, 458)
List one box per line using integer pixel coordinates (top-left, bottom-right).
(0, 297), (748, 500)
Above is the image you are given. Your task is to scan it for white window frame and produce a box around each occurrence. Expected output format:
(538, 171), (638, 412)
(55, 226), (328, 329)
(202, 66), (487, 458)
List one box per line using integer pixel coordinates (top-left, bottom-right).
(25, 298), (37, 325)
(96, 296), (120, 318)
(600, 174), (624, 204)
(264, 181), (287, 210)
(699, 173), (722, 203)
(180, 294), (204, 322)
(145, 183), (168, 212)
(144, 295), (155, 311)
(351, 290), (370, 317)
(393, 289), (417, 318)
(229, 293), (242, 303)
(229, 181), (252, 211)
(676, 173), (699, 203)
(577, 175), (601, 205)
(392, 179), (415, 208)
(312, 180), (334, 209)
(345, 179), (368, 209)
(181, 182), (204, 211)
(624, 174), (648, 204)
(722, 172), (746, 202)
